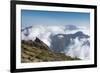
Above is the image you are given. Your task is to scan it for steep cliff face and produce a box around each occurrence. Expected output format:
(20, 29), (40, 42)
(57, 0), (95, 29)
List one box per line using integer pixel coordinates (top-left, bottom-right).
(21, 37), (80, 63)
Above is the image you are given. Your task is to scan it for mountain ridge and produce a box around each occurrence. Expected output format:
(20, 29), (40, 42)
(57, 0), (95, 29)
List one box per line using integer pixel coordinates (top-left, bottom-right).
(50, 31), (90, 53)
(21, 37), (80, 63)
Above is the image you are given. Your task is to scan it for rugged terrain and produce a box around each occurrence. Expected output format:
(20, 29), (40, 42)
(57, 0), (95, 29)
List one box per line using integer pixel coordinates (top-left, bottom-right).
(21, 37), (80, 63)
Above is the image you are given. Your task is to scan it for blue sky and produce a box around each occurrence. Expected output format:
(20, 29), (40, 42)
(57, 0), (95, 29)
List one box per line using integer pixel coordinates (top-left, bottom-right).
(21, 10), (90, 28)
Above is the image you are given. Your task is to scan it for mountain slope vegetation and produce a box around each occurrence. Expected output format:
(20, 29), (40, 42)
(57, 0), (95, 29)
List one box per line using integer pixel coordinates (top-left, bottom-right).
(21, 37), (80, 63)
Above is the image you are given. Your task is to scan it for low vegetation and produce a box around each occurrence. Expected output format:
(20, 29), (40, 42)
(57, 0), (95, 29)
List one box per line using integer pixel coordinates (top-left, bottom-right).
(21, 38), (80, 63)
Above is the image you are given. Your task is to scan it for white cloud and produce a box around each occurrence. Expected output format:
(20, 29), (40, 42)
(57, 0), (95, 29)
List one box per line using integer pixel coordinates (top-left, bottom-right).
(65, 37), (90, 60)
(21, 25), (90, 60)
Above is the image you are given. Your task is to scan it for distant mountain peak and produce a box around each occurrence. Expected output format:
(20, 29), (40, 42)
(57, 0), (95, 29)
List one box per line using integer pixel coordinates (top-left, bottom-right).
(73, 31), (89, 38)
(65, 25), (78, 30)
(75, 31), (84, 35)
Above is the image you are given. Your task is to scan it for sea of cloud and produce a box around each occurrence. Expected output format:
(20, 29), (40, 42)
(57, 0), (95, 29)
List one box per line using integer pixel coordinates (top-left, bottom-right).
(21, 25), (90, 60)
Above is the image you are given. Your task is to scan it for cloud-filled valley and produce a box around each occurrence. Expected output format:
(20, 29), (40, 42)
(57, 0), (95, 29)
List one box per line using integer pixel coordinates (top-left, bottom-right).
(21, 25), (90, 60)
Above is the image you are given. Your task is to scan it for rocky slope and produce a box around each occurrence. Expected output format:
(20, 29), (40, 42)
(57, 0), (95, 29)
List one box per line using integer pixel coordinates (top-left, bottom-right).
(21, 37), (80, 63)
